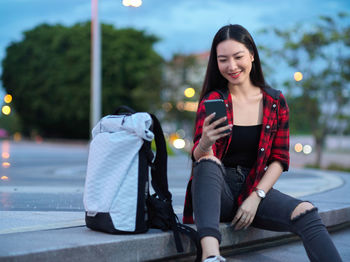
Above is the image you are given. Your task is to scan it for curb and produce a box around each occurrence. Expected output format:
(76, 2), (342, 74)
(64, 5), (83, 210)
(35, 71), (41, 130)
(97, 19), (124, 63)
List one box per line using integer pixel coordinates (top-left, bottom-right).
(1, 206), (349, 262)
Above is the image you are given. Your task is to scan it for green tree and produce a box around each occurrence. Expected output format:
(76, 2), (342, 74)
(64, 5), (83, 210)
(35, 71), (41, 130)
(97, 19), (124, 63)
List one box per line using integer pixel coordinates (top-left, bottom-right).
(0, 112), (22, 135)
(1, 22), (163, 138)
(263, 13), (350, 166)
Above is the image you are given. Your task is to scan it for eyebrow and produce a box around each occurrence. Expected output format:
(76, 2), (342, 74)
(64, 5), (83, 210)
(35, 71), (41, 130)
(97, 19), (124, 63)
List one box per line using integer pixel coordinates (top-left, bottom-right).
(217, 51), (244, 58)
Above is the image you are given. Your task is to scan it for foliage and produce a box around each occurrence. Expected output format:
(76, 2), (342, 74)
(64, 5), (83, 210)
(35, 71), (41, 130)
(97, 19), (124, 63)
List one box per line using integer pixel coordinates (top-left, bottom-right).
(262, 13), (350, 165)
(287, 95), (320, 134)
(1, 22), (163, 138)
(0, 111), (22, 135)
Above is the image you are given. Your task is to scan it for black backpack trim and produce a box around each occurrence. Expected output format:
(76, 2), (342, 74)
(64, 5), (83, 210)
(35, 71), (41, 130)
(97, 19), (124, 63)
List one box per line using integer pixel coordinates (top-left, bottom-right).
(148, 114), (201, 261)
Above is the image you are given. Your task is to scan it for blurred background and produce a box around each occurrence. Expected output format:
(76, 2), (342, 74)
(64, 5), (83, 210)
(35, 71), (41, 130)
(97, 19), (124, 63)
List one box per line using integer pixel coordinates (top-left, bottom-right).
(0, 0), (350, 175)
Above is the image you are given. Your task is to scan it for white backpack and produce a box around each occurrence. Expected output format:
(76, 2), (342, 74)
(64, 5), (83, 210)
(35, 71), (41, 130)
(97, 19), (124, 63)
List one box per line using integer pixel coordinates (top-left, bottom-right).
(84, 110), (154, 233)
(83, 107), (201, 261)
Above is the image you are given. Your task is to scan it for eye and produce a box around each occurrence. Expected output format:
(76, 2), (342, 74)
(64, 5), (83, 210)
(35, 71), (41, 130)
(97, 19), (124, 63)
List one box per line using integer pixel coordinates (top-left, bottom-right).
(218, 59), (227, 63)
(235, 56), (243, 59)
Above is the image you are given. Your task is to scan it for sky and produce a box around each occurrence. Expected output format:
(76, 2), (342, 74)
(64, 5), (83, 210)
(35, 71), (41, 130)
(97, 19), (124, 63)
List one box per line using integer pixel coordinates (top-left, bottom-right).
(0, 0), (349, 97)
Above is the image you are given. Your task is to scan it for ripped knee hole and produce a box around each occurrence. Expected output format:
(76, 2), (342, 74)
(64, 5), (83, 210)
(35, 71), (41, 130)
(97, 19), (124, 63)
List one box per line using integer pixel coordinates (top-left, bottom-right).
(291, 202), (317, 221)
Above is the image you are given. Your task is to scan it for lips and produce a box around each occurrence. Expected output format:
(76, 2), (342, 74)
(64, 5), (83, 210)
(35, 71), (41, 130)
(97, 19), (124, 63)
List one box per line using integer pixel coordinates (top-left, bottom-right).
(229, 71), (242, 79)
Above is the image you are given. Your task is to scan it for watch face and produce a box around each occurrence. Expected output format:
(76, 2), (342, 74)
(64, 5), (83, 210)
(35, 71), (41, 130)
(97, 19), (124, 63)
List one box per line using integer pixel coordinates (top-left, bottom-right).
(257, 189), (266, 198)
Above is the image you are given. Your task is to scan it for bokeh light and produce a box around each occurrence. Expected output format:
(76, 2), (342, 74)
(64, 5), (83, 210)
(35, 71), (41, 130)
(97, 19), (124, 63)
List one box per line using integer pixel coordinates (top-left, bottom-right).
(14, 132), (22, 142)
(2, 152), (10, 159)
(169, 133), (180, 144)
(122, 0), (142, 7)
(4, 94), (12, 103)
(2, 162), (11, 168)
(132, 0), (142, 7)
(1, 175), (9, 181)
(122, 0), (131, 6)
(184, 87), (195, 98)
(2, 105), (11, 115)
(303, 145), (312, 154)
(294, 72), (303, 82)
(162, 102), (173, 112)
(176, 101), (185, 111)
(176, 129), (186, 138)
(184, 102), (198, 112)
(294, 143), (303, 153)
(173, 138), (186, 149)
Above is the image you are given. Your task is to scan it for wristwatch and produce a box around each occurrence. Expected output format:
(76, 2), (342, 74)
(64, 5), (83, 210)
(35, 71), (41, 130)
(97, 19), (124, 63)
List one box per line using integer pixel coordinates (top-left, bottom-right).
(254, 188), (266, 199)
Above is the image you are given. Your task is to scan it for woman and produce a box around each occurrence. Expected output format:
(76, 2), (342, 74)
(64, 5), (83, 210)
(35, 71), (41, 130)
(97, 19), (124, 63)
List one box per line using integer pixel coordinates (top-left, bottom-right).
(182, 24), (342, 262)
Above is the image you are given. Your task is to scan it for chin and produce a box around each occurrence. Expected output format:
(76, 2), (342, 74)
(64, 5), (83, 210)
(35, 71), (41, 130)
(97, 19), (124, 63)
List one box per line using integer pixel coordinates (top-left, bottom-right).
(227, 78), (243, 86)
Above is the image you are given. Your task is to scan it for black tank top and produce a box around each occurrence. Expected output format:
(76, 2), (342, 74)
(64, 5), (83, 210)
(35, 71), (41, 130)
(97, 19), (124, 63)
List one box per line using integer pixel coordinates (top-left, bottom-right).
(222, 124), (262, 168)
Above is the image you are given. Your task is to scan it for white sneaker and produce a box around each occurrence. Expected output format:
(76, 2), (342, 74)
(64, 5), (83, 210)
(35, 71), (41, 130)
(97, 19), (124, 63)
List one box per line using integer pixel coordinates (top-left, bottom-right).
(203, 255), (226, 262)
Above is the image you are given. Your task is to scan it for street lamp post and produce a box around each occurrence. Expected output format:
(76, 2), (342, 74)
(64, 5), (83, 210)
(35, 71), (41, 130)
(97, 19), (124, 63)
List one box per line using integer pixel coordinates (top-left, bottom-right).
(90, 0), (142, 135)
(91, 0), (102, 134)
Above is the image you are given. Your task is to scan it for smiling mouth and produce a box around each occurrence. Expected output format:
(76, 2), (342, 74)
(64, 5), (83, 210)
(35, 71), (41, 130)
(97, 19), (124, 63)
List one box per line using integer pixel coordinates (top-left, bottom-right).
(229, 71), (241, 79)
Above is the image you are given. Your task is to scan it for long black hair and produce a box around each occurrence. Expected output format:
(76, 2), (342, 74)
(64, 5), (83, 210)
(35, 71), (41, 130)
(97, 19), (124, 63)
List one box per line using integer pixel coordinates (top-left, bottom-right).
(199, 24), (266, 102)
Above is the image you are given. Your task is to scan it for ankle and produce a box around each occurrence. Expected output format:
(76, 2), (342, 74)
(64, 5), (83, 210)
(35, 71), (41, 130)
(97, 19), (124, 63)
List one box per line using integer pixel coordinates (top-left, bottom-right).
(201, 236), (220, 261)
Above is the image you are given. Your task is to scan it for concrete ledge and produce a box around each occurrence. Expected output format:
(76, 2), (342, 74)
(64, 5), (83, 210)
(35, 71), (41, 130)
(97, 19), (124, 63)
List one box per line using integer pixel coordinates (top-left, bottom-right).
(1, 206), (349, 262)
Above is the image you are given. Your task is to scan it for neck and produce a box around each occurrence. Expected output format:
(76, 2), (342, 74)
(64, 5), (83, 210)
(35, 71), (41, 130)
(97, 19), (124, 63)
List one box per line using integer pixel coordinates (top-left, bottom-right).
(228, 81), (260, 99)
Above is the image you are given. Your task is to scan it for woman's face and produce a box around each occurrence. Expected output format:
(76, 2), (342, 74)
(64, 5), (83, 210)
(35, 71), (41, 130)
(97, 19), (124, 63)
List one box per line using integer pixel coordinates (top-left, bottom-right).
(216, 39), (254, 87)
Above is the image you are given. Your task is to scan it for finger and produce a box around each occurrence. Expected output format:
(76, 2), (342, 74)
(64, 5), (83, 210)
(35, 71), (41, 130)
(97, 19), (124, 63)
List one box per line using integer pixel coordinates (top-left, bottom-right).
(234, 217), (246, 230)
(211, 116), (227, 128)
(234, 212), (249, 229)
(211, 123), (232, 137)
(203, 113), (216, 127)
(231, 209), (243, 225)
(213, 124), (232, 136)
(244, 217), (254, 230)
(237, 215), (251, 230)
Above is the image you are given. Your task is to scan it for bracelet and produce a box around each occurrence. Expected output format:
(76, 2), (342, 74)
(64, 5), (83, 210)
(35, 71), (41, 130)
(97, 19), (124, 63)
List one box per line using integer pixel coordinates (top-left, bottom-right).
(198, 139), (211, 153)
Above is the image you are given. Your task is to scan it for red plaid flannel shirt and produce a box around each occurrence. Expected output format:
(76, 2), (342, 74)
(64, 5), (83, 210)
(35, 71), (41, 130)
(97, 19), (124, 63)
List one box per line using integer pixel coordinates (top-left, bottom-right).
(183, 87), (290, 224)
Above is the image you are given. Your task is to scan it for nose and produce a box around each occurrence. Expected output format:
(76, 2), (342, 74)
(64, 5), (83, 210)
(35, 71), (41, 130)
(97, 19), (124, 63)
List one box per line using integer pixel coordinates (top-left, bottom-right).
(227, 58), (238, 72)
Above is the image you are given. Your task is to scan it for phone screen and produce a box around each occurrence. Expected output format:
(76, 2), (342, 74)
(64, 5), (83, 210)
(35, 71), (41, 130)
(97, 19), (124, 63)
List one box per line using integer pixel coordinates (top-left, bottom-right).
(204, 99), (230, 133)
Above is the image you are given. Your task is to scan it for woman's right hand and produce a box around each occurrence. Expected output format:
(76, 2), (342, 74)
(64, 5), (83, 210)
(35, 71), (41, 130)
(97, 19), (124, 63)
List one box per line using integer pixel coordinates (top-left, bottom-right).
(199, 113), (232, 152)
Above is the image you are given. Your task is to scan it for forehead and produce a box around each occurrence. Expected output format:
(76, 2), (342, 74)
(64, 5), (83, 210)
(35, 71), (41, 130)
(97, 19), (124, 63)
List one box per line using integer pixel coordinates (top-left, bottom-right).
(216, 39), (248, 56)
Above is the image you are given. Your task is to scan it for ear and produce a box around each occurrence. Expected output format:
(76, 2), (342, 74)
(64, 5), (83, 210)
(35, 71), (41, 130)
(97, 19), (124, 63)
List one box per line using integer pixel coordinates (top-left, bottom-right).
(251, 53), (254, 62)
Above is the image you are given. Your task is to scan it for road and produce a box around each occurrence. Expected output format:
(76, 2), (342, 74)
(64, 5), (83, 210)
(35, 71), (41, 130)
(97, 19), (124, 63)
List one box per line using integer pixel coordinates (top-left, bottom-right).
(0, 140), (347, 213)
(0, 140), (193, 212)
(0, 141), (88, 211)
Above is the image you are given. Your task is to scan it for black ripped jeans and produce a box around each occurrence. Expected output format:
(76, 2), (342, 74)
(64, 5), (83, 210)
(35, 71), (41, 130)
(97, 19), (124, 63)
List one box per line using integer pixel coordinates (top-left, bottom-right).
(191, 159), (342, 262)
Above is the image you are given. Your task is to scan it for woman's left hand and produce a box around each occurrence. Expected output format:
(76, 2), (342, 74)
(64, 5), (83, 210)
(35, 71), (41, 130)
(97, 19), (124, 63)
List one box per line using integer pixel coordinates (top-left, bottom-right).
(231, 193), (261, 230)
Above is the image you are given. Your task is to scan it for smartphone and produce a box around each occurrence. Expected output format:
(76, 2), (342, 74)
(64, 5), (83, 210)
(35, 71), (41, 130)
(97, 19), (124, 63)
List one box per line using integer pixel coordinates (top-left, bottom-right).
(204, 99), (230, 133)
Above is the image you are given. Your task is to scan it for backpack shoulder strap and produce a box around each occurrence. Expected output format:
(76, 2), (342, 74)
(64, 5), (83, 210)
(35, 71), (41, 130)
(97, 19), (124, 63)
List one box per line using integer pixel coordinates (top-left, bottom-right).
(149, 114), (201, 261)
(149, 114), (171, 201)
